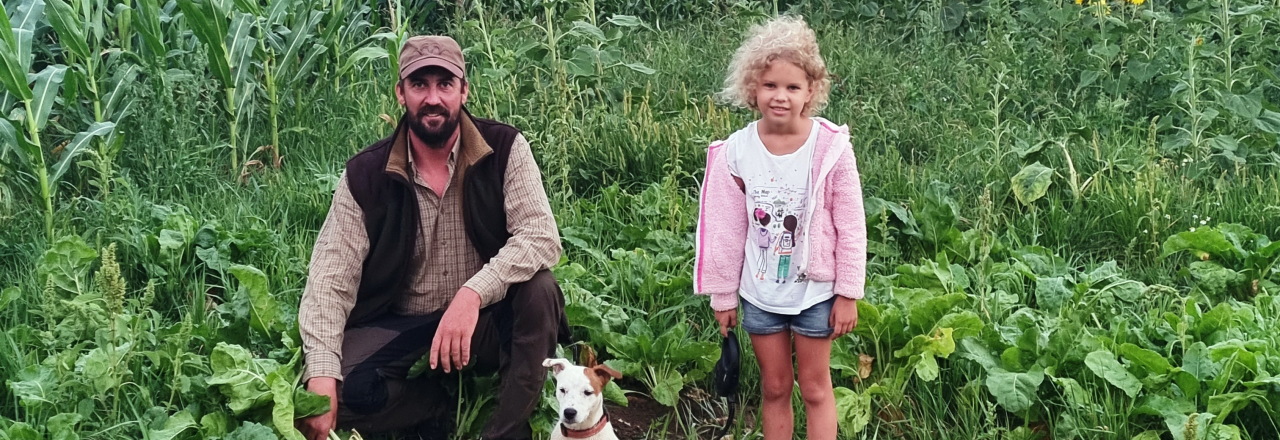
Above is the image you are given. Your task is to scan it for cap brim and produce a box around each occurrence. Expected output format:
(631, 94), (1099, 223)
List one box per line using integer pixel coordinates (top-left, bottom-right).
(399, 57), (464, 80)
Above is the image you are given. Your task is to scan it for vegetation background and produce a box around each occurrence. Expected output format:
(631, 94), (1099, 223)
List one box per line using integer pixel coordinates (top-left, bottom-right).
(1, 0), (1279, 438)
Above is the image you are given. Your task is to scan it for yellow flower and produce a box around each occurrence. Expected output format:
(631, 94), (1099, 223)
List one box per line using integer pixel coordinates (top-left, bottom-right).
(1129, 0), (1145, 4)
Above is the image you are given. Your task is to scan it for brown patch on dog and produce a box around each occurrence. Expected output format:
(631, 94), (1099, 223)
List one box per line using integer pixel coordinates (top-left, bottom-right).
(585, 365), (622, 393)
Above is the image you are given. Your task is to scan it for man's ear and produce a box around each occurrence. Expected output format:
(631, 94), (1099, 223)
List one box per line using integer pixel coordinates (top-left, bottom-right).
(591, 364), (622, 382)
(394, 80), (405, 106)
(543, 358), (572, 374)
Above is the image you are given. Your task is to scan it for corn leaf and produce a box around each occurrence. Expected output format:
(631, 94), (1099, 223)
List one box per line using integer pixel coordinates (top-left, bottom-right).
(29, 65), (66, 131)
(44, 0), (89, 61)
(49, 121), (113, 184)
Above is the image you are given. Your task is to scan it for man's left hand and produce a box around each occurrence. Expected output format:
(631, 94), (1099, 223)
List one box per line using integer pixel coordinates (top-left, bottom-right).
(430, 287), (481, 373)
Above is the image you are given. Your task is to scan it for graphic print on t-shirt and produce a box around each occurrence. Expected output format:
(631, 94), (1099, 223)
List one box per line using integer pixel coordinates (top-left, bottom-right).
(748, 185), (805, 283)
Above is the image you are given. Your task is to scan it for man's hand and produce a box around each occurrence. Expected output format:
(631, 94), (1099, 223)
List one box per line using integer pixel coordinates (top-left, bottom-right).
(714, 309), (737, 338)
(830, 296), (858, 339)
(431, 287), (481, 373)
(298, 377), (339, 440)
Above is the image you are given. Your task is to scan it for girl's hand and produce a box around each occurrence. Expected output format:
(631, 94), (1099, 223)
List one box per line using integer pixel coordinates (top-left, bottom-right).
(715, 309), (738, 338)
(830, 296), (858, 339)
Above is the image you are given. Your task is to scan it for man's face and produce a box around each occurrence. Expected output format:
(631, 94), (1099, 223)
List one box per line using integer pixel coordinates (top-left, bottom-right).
(396, 67), (468, 149)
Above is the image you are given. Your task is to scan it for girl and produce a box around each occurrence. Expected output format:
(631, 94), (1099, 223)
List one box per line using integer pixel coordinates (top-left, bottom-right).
(694, 15), (866, 440)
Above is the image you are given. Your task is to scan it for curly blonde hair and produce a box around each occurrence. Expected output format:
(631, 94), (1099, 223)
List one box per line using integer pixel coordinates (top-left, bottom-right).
(718, 15), (831, 116)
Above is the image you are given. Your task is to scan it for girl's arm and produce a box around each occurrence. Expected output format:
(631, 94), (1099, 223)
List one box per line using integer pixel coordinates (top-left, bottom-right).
(695, 141), (748, 311)
(829, 144), (868, 300)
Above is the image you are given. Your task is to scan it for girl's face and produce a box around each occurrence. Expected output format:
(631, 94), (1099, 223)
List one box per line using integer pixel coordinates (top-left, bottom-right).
(754, 60), (813, 128)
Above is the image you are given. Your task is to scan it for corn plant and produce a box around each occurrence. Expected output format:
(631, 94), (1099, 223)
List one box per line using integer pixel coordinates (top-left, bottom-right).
(177, 0), (258, 173)
(44, 0), (138, 198)
(250, 0), (327, 171)
(0, 0), (114, 240)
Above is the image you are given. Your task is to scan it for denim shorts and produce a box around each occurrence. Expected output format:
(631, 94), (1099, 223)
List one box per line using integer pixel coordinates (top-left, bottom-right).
(740, 296), (835, 338)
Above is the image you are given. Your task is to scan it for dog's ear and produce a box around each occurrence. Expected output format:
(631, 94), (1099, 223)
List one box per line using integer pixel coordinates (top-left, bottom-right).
(591, 364), (622, 382)
(543, 358), (572, 374)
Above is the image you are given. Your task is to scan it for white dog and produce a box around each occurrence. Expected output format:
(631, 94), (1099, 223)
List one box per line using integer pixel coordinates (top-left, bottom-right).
(543, 358), (622, 440)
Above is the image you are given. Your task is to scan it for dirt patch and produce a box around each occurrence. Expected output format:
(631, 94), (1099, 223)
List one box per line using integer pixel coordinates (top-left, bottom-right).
(605, 388), (757, 439)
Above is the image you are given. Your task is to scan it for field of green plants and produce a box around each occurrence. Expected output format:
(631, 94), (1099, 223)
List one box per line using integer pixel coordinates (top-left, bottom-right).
(1, 0), (1279, 438)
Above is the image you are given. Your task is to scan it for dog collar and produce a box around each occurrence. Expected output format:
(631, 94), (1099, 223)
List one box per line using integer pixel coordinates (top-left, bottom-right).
(560, 414), (609, 439)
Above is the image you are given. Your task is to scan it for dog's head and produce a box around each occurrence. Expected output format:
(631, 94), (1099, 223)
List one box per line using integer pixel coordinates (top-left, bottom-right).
(543, 358), (621, 429)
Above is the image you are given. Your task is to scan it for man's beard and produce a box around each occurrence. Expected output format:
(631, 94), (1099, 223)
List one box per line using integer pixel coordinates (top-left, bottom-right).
(406, 104), (461, 149)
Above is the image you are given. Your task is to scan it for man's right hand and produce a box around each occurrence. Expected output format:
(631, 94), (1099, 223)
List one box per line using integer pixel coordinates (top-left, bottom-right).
(298, 377), (339, 440)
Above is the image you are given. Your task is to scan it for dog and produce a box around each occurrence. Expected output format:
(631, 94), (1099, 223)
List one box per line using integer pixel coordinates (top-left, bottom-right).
(543, 358), (622, 440)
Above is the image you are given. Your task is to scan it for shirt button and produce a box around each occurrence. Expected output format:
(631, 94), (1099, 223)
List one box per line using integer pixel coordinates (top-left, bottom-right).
(443, 270), (449, 276)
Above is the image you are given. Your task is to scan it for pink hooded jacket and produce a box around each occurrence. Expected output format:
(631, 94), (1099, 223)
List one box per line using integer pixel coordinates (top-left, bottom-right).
(694, 118), (868, 312)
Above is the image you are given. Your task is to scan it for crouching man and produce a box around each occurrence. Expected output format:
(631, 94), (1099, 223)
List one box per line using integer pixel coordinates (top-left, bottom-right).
(297, 35), (569, 440)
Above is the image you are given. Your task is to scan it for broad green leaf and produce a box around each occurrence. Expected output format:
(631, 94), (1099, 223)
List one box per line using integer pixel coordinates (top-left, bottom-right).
(1011, 162), (1053, 207)
(1133, 431), (1163, 440)
(1085, 350), (1142, 398)
(1035, 276), (1072, 312)
(268, 369), (304, 440)
(3, 422), (40, 440)
(1163, 227), (1241, 259)
(607, 14), (645, 28)
(1208, 424), (1241, 440)
(147, 410), (197, 440)
(1167, 412), (1215, 440)
(986, 367), (1043, 413)
(50, 122), (114, 184)
(30, 65), (66, 130)
(1183, 342), (1219, 382)
(936, 311), (984, 339)
(38, 235), (98, 294)
(293, 388), (329, 418)
(47, 413), (82, 440)
(1188, 261), (1241, 295)
(76, 342), (132, 393)
(957, 338), (999, 371)
(43, 0), (88, 60)
(834, 387), (871, 437)
(1119, 343), (1172, 375)
(1134, 393), (1194, 418)
(603, 380), (626, 406)
(907, 292), (967, 332)
(1221, 92), (1261, 119)
(7, 364), (56, 407)
(224, 421), (278, 440)
(568, 20), (606, 42)
(1255, 110), (1280, 134)
(1207, 391), (1264, 421)
(229, 264), (280, 334)
(1053, 377), (1090, 408)
(0, 286), (18, 312)
(208, 342), (281, 414)
(650, 369), (682, 407)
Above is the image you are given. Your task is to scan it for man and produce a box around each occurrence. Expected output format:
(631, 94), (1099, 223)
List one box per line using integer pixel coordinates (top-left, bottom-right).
(297, 35), (568, 440)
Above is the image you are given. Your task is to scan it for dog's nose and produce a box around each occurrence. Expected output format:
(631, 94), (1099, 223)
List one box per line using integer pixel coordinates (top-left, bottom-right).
(563, 408), (577, 421)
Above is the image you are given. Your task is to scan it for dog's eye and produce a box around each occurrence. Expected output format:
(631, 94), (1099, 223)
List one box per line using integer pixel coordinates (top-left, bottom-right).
(558, 387), (566, 394)
(583, 390), (593, 396)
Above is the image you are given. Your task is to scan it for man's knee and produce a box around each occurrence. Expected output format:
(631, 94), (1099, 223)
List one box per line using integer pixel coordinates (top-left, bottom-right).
(342, 368), (389, 415)
(508, 269), (563, 310)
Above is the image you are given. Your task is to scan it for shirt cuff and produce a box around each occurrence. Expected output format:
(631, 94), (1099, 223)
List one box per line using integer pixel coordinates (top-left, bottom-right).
(709, 292), (738, 312)
(463, 268), (505, 308)
(303, 351), (343, 382)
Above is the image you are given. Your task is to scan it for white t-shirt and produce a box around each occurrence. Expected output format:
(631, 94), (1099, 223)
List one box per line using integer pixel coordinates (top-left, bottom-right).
(726, 120), (836, 314)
